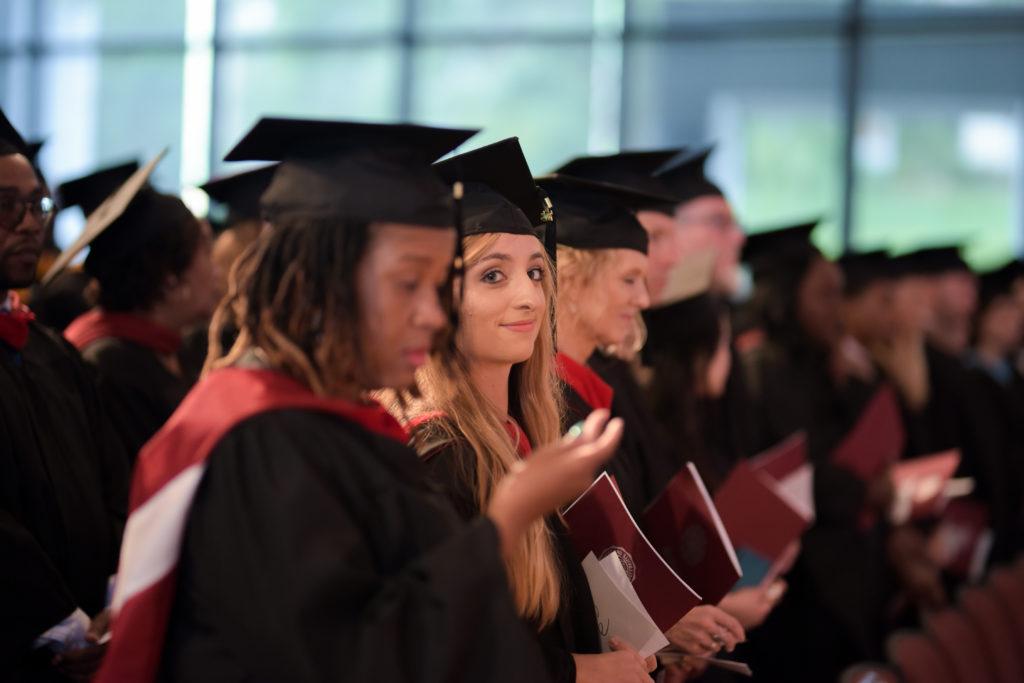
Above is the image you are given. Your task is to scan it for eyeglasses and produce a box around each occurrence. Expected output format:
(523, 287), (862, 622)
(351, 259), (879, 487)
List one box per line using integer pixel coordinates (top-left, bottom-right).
(0, 191), (55, 232)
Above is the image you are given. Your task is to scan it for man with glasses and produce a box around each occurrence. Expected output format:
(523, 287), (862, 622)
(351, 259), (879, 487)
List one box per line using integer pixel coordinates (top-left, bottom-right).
(0, 110), (128, 682)
(654, 146), (747, 301)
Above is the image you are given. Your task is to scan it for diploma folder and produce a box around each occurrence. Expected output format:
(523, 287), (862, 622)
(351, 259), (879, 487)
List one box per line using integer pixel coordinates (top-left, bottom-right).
(713, 461), (811, 587)
(890, 449), (962, 523)
(564, 472), (702, 631)
(641, 463), (742, 605)
(831, 385), (906, 481)
(749, 431), (815, 522)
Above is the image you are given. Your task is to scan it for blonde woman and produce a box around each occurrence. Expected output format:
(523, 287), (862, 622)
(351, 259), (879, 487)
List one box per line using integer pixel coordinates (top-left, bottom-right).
(539, 174), (748, 674)
(410, 140), (656, 683)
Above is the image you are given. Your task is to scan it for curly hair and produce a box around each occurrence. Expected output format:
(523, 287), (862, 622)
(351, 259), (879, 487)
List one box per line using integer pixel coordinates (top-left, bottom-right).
(205, 216), (375, 396)
(92, 194), (204, 313)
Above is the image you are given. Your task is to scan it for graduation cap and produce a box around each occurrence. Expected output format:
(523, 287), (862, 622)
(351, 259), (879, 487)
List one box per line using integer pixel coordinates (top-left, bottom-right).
(977, 260), (1024, 312)
(0, 108), (31, 156)
(57, 161), (141, 218)
(742, 219), (820, 272)
(652, 145), (724, 206)
(642, 249), (720, 361)
(223, 117), (478, 227)
(553, 150), (681, 213)
(838, 250), (896, 296)
(200, 163), (278, 227)
(434, 137), (551, 248)
(25, 140), (45, 164)
(889, 246), (971, 278)
(43, 150), (191, 285)
(536, 174), (678, 254)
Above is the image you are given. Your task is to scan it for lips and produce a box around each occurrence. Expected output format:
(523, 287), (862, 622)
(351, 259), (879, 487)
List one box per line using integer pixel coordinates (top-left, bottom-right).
(7, 248), (40, 264)
(403, 348), (429, 367)
(500, 320), (537, 333)
(7, 243), (42, 259)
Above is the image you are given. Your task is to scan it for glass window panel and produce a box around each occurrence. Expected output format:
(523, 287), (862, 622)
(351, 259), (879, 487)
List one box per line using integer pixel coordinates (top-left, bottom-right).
(39, 51), (185, 247)
(853, 106), (1020, 267)
(1, 0), (34, 48)
(869, 0), (1023, 6)
(624, 37), (845, 254)
(854, 34), (1024, 267)
(219, 0), (402, 38)
(410, 43), (593, 173)
(628, 0), (845, 28)
(40, 0), (186, 43)
(2, 56), (34, 142)
(212, 47), (401, 169)
(414, 0), (594, 33)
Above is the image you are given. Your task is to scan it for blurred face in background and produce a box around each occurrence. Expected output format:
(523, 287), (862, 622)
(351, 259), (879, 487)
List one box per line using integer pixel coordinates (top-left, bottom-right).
(637, 209), (682, 303)
(931, 270), (978, 356)
(797, 256), (845, 350)
(891, 275), (937, 337)
(673, 195), (746, 296)
(574, 249), (651, 350)
(842, 280), (897, 347)
(212, 219), (263, 300)
(1012, 276), (1024, 314)
(171, 219), (221, 326)
(976, 296), (1024, 357)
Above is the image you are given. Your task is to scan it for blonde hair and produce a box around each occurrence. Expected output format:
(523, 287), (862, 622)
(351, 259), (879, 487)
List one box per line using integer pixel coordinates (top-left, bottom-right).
(411, 233), (565, 628)
(556, 245), (647, 359)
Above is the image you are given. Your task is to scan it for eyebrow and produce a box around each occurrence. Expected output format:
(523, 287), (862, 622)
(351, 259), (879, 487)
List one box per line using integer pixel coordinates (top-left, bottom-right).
(478, 252), (545, 264)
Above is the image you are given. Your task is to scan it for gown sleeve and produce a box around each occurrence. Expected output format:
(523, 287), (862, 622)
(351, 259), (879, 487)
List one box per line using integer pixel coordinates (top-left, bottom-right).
(418, 433), (581, 683)
(0, 509), (79, 667)
(162, 411), (552, 683)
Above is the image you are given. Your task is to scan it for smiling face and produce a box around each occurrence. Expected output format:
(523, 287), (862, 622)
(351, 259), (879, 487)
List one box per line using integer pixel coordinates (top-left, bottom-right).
(356, 223), (456, 389)
(575, 248), (651, 349)
(0, 153), (48, 290)
(458, 232), (550, 367)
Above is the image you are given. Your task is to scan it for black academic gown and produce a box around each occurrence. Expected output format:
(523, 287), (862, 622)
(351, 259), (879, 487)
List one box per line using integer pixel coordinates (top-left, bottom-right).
(586, 353), (684, 507)
(1, 323), (128, 679)
(160, 409), (551, 683)
(560, 378), (648, 519)
(80, 338), (192, 462)
(416, 428), (602, 683)
(902, 343), (968, 456)
(900, 344), (1020, 564)
(960, 362), (1024, 562)
(739, 337), (887, 682)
